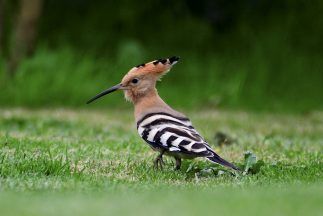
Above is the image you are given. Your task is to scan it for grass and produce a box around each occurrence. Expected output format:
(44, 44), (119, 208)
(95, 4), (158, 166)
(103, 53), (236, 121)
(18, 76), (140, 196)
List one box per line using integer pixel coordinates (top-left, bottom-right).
(0, 108), (322, 215)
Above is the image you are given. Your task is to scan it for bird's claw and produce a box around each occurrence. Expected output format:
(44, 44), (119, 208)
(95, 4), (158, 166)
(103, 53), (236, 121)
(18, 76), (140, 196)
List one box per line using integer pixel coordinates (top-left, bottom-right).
(154, 156), (165, 170)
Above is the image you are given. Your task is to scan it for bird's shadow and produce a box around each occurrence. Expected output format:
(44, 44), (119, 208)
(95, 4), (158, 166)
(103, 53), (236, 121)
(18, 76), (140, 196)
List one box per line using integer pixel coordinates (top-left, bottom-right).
(149, 159), (242, 181)
(181, 161), (241, 180)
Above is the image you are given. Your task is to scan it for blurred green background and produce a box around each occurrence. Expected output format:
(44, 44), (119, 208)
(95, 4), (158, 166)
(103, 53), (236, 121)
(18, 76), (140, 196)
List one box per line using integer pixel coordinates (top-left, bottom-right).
(0, 0), (322, 111)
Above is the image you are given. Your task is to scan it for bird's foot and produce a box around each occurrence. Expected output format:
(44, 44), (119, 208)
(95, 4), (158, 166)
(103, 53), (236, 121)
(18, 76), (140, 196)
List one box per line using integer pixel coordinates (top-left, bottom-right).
(154, 155), (165, 170)
(174, 157), (181, 171)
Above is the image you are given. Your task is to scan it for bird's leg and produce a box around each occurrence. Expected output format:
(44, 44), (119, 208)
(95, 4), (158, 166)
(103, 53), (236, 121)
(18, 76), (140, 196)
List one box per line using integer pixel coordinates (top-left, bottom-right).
(154, 150), (165, 170)
(174, 157), (181, 170)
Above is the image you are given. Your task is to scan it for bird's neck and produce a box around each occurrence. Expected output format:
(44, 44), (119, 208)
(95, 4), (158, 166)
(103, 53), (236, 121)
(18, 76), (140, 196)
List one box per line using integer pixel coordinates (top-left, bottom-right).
(134, 89), (172, 122)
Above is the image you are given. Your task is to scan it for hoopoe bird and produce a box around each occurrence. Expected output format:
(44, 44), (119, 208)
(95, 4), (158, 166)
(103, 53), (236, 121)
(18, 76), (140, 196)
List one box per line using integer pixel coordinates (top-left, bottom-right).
(87, 57), (239, 171)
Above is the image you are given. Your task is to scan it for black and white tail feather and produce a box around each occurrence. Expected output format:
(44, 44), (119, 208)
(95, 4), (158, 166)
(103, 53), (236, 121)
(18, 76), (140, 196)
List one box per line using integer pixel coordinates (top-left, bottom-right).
(207, 153), (239, 171)
(137, 112), (239, 171)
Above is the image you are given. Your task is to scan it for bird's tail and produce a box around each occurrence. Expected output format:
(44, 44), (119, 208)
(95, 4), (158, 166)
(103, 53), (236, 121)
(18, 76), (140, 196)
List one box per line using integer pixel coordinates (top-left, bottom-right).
(207, 153), (240, 171)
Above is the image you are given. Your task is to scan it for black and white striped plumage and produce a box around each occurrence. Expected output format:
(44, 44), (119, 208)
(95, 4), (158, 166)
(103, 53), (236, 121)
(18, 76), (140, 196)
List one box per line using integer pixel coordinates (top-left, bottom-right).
(137, 112), (239, 170)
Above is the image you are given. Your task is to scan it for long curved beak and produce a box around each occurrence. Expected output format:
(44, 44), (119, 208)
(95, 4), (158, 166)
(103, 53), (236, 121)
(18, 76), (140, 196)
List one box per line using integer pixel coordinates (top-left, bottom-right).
(86, 83), (122, 104)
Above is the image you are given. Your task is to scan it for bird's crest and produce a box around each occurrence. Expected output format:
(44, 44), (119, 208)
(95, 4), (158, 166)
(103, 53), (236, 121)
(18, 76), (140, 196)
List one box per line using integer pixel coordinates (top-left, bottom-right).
(127, 56), (180, 76)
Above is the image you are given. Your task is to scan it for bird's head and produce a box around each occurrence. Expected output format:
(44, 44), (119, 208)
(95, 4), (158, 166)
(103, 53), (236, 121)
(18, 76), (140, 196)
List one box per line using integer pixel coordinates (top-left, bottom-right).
(86, 56), (180, 104)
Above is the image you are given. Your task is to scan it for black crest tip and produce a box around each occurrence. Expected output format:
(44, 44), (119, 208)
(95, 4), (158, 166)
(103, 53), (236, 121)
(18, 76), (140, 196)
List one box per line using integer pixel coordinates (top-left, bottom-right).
(169, 56), (180, 64)
(153, 58), (171, 65)
(136, 63), (145, 68)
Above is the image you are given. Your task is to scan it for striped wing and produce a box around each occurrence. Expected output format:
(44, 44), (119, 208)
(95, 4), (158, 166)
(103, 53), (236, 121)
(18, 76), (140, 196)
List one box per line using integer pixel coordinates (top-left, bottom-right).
(137, 112), (213, 157)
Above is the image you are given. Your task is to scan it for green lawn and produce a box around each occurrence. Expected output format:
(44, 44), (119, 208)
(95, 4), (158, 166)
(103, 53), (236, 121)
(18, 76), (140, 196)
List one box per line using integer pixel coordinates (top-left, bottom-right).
(0, 108), (322, 215)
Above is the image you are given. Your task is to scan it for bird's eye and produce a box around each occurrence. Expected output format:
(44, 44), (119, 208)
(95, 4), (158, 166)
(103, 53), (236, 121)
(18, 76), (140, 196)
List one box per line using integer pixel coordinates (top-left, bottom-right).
(131, 78), (139, 84)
